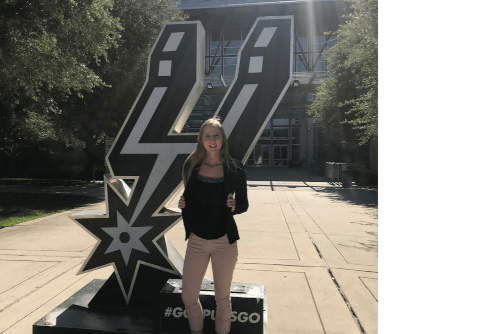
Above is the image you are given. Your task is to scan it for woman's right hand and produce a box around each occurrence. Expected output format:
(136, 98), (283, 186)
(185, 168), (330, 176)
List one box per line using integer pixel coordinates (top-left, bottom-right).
(178, 196), (186, 209)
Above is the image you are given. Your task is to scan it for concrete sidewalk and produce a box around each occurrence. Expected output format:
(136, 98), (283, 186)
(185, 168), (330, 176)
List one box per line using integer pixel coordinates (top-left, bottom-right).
(0, 169), (377, 334)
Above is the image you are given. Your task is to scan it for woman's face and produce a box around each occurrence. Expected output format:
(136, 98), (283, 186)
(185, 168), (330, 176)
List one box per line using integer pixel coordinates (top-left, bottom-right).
(202, 124), (223, 154)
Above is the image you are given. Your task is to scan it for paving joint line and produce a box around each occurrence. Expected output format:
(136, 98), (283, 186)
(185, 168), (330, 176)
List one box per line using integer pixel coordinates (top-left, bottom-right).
(325, 234), (350, 264)
(0, 261), (61, 297)
(237, 262), (324, 268)
(279, 200), (301, 261)
(359, 276), (378, 302)
(290, 198), (367, 334)
(0, 260), (84, 314)
(303, 272), (327, 334)
(0, 270), (91, 334)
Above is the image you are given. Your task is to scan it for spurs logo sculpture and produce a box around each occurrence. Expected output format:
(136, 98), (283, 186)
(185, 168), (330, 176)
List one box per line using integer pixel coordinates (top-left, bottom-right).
(73, 16), (293, 304)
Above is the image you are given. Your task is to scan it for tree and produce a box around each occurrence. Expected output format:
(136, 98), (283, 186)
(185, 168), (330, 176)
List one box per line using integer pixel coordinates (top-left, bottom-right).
(309, 0), (378, 146)
(0, 0), (122, 95)
(53, 0), (188, 180)
(0, 0), (187, 180)
(0, 0), (122, 146)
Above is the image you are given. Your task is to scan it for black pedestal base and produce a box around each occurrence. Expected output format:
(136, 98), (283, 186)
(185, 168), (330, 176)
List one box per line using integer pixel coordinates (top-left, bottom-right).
(160, 279), (267, 334)
(33, 279), (160, 334)
(33, 278), (267, 334)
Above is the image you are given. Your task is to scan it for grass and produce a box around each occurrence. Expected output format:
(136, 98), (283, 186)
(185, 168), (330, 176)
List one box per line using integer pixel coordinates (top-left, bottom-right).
(0, 192), (103, 229)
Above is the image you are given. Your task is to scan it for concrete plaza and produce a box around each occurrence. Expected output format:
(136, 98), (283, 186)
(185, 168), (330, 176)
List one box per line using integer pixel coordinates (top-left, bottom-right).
(0, 168), (378, 334)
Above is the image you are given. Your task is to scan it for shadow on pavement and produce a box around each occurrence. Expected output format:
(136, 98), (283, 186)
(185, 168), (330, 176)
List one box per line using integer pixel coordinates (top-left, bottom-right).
(246, 167), (329, 182)
(310, 187), (378, 208)
(246, 167), (378, 208)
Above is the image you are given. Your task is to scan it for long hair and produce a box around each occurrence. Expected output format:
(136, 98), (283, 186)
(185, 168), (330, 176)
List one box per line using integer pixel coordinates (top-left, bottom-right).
(182, 117), (238, 184)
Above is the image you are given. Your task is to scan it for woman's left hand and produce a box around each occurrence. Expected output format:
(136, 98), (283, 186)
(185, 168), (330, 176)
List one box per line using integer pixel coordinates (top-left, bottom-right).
(226, 193), (236, 212)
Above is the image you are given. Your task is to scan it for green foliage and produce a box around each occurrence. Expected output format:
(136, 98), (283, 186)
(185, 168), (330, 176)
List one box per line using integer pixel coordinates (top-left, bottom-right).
(0, 0), (122, 148)
(0, 0), (122, 95)
(55, 0), (188, 179)
(0, 0), (187, 180)
(309, 0), (378, 145)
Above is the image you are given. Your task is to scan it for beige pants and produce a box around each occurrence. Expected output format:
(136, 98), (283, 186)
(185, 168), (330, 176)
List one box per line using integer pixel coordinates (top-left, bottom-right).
(182, 233), (238, 334)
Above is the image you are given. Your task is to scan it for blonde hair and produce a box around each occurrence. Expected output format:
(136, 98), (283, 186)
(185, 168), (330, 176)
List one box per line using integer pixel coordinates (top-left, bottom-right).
(182, 117), (237, 184)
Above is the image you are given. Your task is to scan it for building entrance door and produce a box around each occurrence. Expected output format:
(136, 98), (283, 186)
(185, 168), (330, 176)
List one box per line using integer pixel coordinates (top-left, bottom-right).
(262, 145), (270, 166)
(273, 145), (288, 166)
(291, 145), (300, 166)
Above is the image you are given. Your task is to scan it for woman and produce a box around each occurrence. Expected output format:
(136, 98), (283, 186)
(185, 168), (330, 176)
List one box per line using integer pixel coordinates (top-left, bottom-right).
(178, 118), (248, 334)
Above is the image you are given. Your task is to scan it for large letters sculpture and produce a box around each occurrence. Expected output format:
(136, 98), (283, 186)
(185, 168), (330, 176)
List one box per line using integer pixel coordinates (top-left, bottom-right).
(34, 16), (293, 334)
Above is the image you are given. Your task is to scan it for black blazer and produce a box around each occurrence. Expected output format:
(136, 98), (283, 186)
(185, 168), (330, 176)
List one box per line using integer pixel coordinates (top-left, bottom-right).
(181, 160), (249, 244)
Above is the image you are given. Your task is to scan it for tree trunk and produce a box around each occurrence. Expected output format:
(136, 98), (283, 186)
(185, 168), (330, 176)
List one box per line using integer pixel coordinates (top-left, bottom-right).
(83, 130), (96, 181)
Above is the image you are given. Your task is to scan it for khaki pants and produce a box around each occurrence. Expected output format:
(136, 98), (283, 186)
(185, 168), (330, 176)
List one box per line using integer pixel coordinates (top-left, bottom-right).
(182, 233), (238, 334)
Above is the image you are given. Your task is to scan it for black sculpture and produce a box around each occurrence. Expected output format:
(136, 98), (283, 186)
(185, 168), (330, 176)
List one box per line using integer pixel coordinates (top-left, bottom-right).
(34, 16), (293, 334)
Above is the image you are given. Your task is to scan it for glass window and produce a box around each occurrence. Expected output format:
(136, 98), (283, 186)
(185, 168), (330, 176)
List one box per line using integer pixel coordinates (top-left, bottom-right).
(263, 145), (270, 161)
(223, 28), (242, 55)
(273, 146), (288, 166)
(255, 145), (270, 166)
(282, 146), (288, 160)
(292, 127), (300, 144)
(295, 54), (308, 72)
(223, 57), (237, 75)
(314, 35), (326, 52)
(206, 57), (221, 76)
(273, 118), (289, 126)
(273, 127), (289, 138)
(210, 29), (221, 56)
(312, 54), (327, 72)
(295, 35), (308, 52)
(274, 146), (281, 165)
(254, 145), (262, 164)
(224, 40), (242, 56)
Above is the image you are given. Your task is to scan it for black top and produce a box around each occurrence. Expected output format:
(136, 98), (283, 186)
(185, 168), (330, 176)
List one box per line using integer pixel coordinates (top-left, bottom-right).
(182, 160), (249, 244)
(190, 174), (227, 240)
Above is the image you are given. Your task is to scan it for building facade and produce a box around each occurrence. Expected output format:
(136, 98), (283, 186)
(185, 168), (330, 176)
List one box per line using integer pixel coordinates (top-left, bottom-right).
(179, 0), (349, 167)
